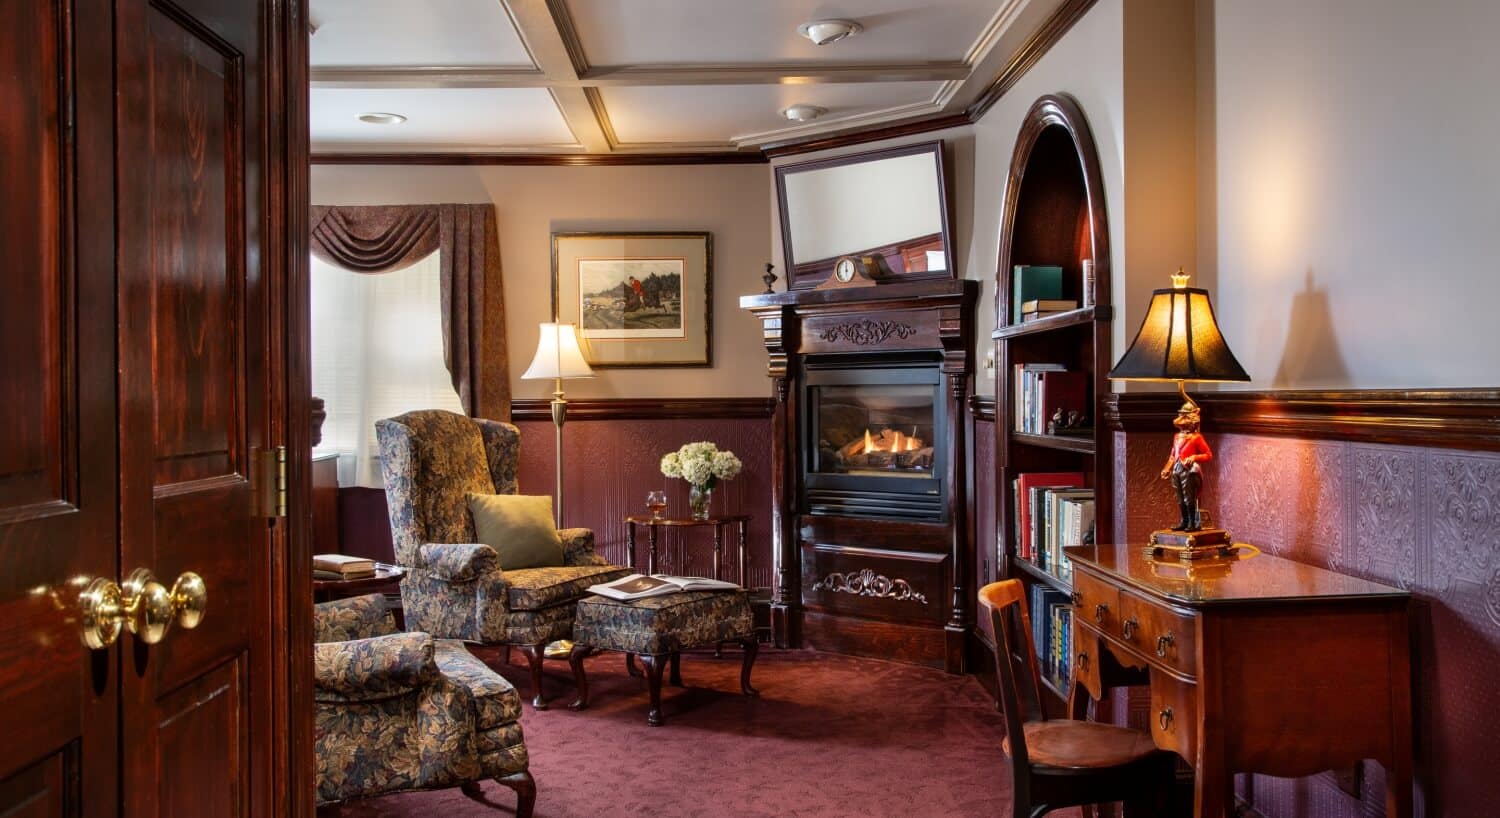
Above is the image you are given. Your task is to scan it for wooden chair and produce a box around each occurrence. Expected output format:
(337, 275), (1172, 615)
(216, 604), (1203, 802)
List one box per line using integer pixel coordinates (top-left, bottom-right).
(979, 580), (1176, 818)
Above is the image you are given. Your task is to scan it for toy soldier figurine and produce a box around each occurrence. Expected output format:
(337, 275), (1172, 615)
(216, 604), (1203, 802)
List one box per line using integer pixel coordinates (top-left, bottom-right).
(1160, 402), (1212, 531)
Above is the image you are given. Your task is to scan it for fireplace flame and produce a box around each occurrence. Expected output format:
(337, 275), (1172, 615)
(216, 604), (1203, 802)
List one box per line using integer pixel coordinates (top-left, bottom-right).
(857, 427), (925, 454)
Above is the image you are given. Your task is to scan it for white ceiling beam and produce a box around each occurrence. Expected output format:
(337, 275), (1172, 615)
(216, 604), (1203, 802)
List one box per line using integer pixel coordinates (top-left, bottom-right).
(501, 0), (608, 150)
(309, 62), (970, 89)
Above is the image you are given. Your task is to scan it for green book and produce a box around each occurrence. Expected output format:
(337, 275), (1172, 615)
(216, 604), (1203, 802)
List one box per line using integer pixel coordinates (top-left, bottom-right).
(1012, 265), (1064, 324)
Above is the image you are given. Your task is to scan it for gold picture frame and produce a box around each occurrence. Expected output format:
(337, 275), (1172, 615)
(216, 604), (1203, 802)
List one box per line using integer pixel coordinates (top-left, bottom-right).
(550, 231), (712, 368)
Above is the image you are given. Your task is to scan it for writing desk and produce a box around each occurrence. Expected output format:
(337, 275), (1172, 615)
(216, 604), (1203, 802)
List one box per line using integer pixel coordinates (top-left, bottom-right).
(1064, 545), (1412, 818)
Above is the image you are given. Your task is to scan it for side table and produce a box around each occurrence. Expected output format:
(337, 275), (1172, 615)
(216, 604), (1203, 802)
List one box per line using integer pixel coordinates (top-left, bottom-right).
(313, 564), (406, 629)
(624, 514), (750, 581)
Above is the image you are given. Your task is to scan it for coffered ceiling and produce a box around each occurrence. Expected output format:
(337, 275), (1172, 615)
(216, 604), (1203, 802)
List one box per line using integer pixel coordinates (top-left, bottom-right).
(309, 0), (1071, 156)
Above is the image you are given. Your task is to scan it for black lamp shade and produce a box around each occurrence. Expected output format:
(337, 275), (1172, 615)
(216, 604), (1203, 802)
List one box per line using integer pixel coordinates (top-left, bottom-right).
(1108, 286), (1250, 383)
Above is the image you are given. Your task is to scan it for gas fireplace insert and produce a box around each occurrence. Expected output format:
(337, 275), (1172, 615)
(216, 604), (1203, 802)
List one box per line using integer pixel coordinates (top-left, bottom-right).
(803, 353), (945, 520)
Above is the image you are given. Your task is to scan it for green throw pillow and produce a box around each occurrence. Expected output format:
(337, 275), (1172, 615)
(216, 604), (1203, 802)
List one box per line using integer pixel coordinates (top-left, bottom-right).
(467, 494), (565, 570)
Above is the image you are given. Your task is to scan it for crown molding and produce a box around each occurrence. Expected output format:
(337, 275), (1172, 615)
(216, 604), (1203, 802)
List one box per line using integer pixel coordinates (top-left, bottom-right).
(966, 0), (1096, 121)
(1104, 389), (1500, 451)
(309, 151), (768, 166)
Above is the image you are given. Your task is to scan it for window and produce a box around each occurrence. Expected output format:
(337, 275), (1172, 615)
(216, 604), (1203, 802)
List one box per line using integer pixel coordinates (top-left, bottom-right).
(311, 251), (464, 487)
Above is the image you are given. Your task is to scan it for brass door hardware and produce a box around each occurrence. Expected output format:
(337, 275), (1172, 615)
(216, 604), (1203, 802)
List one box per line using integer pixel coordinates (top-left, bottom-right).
(254, 445), (287, 518)
(1158, 707), (1174, 732)
(1122, 617), (1138, 640)
(1093, 603), (1108, 624)
(78, 569), (207, 648)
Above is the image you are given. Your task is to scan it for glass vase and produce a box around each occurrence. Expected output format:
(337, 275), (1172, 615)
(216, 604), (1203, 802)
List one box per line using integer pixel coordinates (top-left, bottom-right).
(688, 484), (713, 521)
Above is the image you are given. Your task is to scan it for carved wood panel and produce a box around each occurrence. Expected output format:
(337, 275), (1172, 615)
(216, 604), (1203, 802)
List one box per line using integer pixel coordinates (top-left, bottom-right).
(799, 310), (939, 354)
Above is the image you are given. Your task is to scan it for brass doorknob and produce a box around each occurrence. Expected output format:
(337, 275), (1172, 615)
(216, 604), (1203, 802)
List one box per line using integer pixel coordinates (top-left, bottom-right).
(77, 569), (207, 648)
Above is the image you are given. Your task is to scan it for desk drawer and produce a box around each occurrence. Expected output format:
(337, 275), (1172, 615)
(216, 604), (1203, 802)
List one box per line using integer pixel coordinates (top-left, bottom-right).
(1118, 589), (1197, 678)
(1149, 673), (1197, 762)
(1072, 571), (1119, 634)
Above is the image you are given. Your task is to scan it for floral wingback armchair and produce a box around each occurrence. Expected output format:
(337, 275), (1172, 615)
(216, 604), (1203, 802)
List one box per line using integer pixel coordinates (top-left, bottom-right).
(375, 410), (630, 707)
(313, 593), (535, 815)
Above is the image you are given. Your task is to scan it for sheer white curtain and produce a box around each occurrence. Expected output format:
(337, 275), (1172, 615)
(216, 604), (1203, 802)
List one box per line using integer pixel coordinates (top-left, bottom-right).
(311, 251), (465, 487)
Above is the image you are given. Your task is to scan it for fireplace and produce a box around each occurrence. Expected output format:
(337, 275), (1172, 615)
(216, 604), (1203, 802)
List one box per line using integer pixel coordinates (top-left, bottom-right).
(741, 279), (978, 672)
(804, 354), (945, 520)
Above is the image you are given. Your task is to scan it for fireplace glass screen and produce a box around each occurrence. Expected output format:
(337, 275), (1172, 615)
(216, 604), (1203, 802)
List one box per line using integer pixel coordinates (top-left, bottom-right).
(813, 384), (937, 477)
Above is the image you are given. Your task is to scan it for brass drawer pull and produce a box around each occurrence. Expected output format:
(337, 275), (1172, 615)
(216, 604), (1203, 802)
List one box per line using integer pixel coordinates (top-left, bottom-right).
(1077, 651), (1089, 669)
(1122, 618), (1138, 640)
(1159, 707), (1174, 732)
(1156, 632), (1175, 657)
(1094, 603), (1108, 624)
(1071, 591), (1082, 607)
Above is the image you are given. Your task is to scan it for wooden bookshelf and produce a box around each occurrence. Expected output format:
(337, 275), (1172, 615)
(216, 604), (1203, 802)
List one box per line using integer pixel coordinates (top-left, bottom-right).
(985, 94), (1113, 707)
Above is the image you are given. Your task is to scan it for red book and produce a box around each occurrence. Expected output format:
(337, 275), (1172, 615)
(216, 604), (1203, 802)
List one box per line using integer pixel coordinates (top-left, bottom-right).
(1016, 472), (1084, 560)
(1037, 371), (1088, 431)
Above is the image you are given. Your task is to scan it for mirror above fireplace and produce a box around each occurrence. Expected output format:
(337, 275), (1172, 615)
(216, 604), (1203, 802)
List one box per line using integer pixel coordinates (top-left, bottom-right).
(775, 140), (953, 290)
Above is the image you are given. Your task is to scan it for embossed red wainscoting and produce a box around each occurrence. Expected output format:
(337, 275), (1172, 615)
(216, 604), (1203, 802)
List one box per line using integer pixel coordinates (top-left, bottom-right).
(1108, 390), (1500, 818)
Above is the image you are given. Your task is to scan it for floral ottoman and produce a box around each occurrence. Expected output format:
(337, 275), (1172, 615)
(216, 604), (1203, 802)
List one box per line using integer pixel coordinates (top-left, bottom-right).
(567, 590), (758, 726)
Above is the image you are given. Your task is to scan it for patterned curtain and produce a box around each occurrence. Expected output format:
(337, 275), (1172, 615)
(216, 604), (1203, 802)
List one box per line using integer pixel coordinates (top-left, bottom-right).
(309, 204), (509, 420)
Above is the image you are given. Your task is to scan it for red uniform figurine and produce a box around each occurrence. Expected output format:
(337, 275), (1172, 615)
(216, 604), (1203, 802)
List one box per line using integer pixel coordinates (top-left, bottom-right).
(1160, 402), (1212, 531)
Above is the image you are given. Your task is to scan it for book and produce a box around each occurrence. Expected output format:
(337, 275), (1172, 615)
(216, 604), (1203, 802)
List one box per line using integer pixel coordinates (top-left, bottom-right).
(586, 573), (740, 602)
(314, 568), (376, 581)
(1012, 265), (1064, 324)
(1012, 363), (1065, 433)
(1020, 299), (1078, 314)
(314, 553), (376, 575)
(1016, 472), (1084, 560)
(1021, 310), (1072, 323)
(1044, 489), (1094, 572)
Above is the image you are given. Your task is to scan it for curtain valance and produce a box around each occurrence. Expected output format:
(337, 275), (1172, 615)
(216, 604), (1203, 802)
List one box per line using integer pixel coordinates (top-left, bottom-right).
(309, 204), (509, 419)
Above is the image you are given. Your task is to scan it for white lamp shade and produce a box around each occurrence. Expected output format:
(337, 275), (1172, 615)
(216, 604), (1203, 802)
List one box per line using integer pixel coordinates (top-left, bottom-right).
(521, 322), (594, 380)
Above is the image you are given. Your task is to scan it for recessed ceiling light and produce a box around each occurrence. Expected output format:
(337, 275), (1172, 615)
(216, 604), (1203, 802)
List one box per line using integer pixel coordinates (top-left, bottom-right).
(781, 105), (827, 122)
(797, 19), (862, 46)
(358, 112), (407, 125)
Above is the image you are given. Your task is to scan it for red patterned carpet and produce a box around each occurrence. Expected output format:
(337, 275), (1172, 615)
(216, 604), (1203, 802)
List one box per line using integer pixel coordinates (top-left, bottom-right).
(317, 647), (1087, 818)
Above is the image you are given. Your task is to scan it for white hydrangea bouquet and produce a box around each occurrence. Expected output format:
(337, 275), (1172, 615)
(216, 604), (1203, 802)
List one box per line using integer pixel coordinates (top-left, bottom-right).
(660, 441), (743, 519)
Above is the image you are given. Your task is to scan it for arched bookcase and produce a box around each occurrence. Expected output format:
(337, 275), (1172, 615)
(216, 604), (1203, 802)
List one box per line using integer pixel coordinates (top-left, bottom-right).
(989, 93), (1113, 706)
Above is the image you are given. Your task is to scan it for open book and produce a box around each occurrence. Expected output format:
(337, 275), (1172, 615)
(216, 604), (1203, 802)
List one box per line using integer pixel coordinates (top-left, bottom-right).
(586, 573), (740, 601)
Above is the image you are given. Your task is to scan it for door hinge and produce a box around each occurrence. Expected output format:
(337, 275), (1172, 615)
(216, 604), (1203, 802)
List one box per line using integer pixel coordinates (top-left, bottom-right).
(254, 446), (288, 518)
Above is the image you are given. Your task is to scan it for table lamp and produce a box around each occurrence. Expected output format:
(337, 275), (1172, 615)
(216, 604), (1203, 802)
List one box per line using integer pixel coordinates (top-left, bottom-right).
(521, 322), (594, 527)
(1107, 269), (1250, 559)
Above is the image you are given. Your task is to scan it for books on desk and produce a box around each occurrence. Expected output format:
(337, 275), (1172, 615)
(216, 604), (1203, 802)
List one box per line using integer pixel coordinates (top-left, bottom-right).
(586, 573), (740, 602)
(314, 553), (376, 580)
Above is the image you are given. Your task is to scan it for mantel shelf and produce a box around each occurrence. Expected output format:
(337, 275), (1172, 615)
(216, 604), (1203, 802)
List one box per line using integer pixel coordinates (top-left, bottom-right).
(991, 305), (1111, 340)
(1011, 432), (1096, 454)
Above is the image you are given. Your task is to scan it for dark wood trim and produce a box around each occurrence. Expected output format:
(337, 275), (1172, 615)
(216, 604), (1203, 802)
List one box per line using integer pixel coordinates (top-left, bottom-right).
(1104, 389), (1500, 451)
(967, 0), (1099, 121)
(271, 0), (314, 812)
(510, 397), (775, 422)
(969, 394), (997, 422)
(309, 151), (768, 166)
(761, 112), (972, 159)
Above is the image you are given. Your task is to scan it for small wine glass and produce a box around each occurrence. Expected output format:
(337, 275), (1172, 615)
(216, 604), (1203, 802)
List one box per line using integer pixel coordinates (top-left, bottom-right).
(645, 491), (668, 520)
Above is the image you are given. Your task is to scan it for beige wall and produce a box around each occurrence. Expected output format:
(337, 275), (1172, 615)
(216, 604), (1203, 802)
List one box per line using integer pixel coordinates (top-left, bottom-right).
(310, 163), (773, 400)
(1206, 0), (1500, 389)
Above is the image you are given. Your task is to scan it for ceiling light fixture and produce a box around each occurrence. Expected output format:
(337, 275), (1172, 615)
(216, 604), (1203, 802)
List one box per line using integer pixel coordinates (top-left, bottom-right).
(797, 19), (862, 46)
(781, 105), (827, 122)
(358, 112), (407, 125)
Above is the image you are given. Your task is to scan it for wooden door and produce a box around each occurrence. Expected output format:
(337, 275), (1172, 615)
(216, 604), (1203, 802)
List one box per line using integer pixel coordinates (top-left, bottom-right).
(115, 0), (276, 814)
(0, 0), (120, 814)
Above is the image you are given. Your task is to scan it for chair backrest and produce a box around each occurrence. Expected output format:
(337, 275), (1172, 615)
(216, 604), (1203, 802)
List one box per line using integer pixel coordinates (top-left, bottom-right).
(977, 579), (1048, 769)
(374, 410), (521, 566)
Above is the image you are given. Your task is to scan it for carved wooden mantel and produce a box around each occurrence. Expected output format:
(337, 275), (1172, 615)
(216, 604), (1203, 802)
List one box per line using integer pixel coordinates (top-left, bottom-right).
(741, 279), (978, 672)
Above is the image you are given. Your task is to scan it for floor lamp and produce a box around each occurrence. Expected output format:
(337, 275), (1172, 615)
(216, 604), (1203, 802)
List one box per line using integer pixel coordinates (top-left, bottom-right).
(521, 322), (594, 527)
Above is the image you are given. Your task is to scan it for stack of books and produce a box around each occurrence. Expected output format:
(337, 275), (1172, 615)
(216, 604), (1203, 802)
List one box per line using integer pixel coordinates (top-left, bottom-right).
(1012, 364), (1087, 435)
(1011, 264), (1064, 324)
(1010, 472), (1095, 578)
(1020, 298), (1079, 322)
(314, 553), (376, 581)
